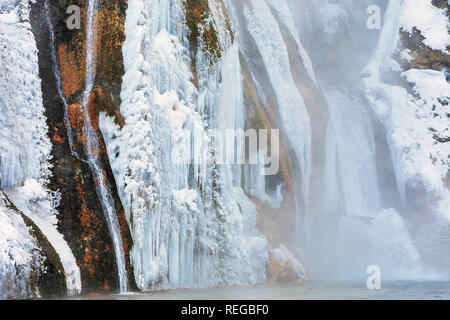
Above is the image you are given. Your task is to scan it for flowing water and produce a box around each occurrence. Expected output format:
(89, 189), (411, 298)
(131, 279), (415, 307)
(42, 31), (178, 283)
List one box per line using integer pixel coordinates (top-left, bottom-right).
(44, 0), (77, 158)
(46, 0), (128, 294)
(80, 0), (128, 293)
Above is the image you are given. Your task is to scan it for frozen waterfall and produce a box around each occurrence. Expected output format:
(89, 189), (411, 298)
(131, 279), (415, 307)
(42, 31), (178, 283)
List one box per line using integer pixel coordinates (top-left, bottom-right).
(100, 0), (268, 290)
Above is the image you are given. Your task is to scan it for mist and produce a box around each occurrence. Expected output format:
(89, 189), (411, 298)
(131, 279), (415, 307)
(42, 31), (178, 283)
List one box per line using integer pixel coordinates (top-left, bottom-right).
(261, 0), (450, 281)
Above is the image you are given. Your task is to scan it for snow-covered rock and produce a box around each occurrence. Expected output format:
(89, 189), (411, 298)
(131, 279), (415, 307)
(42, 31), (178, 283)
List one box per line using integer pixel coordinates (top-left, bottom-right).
(0, 192), (42, 299)
(0, 0), (51, 190)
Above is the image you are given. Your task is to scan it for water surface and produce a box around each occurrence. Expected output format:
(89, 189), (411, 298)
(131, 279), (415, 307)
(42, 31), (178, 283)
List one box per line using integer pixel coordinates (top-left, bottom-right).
(73, 281), (450, 300)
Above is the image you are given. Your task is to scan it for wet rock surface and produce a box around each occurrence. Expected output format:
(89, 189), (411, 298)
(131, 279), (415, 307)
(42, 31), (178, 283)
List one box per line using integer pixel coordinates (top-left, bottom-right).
(29, 0), (134, 294)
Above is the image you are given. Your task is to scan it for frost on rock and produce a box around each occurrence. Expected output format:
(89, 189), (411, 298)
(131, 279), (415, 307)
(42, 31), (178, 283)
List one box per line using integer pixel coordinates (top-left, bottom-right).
(267, 0), (318, 89)
(0, 0), (51, 190)
(0, 192), (42, 300)
(0, 1), (81, 297)
(6, 179), (82, 295)
(100, 0), (268, 291)
(363, 0), (450, 221)
(399, 0), (450, 53)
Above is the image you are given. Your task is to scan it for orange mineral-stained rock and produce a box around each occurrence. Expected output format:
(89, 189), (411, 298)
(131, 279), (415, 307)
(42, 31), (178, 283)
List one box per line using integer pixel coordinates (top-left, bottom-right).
(30, 0), (135, 294)
(267, 245), (306, 285)
(68, 103), (84, 129)
(53, 133), (63, 145)
(57, 43), (84, 97)
(87, 88), (103, 133)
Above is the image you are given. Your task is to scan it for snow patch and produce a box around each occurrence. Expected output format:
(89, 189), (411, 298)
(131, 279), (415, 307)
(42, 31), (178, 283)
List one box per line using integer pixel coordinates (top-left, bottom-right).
(400, 0), (450, 53)
(6, 180), (82, 295)
(0, 192), (41, 299)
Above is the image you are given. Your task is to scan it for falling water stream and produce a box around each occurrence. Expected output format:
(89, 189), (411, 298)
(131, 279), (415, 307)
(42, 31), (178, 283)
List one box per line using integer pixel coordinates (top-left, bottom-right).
(81, 0), (128, 294)
(44, 0), (77, 158)
(45, 0), (128, 293)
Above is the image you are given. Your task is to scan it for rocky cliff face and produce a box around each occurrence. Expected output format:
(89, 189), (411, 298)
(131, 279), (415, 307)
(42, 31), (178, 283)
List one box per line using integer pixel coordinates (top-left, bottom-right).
(29, 0), (134, 294)
(1, 0), (449, 298)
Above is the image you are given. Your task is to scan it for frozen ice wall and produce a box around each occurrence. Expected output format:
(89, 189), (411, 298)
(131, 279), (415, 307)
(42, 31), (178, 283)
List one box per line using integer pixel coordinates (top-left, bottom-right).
(6, 179), (82, 295)
(225, 0), (450, 280)
(100, 0), (268, 290)
(0, 0), (51, 190)
(1, 0), (447, 296)
(0, 0), (81, 297)
(362, 0), (450, 276)
(0, 192), (42, 299)
(0, 1), (47, 298)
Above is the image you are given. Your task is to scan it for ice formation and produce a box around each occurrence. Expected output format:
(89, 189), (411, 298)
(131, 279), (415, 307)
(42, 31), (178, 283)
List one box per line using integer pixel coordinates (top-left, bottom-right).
(242, 0), (311, 203)
(298, 0), (450, 279)
(100, 0), (268, 290)
(0, 192), (42, 299)
(1, 0), (449, 298)
(6, 180), (81, 295)
(363, 0), (450, 221)
(0, 0), (51, 190)
(0, 0), (81, 297)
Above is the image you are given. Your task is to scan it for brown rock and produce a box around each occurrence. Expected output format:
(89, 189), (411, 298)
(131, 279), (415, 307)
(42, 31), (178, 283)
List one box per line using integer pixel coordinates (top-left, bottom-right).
(267, 245), (306, 285)
(30, 0), (135, 294)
